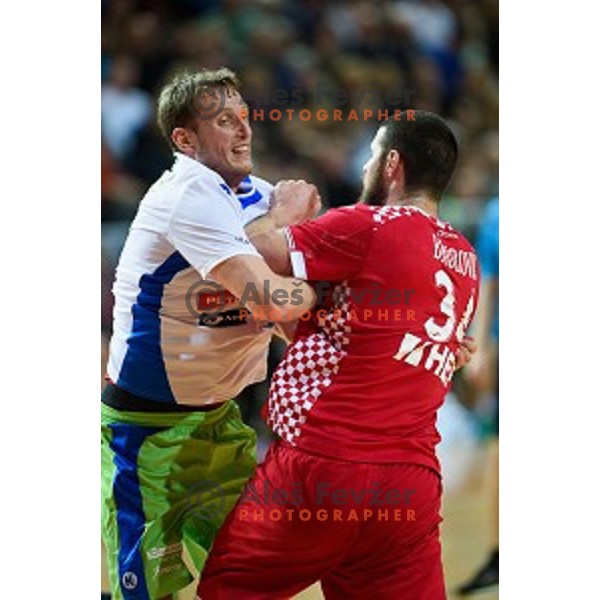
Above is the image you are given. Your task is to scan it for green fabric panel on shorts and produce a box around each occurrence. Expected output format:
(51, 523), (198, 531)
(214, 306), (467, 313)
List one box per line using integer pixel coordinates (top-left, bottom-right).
(101, 400), (257, 598)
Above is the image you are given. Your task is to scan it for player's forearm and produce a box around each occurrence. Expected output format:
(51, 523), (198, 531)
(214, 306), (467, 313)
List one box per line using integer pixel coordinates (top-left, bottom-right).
(245, 221), (293, 276)
(209, 254), (314, 323)
(245, 214), (278, 238)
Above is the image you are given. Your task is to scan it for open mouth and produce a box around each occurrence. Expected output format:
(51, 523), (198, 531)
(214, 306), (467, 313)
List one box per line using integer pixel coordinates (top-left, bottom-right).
(232, 145), (250, 156)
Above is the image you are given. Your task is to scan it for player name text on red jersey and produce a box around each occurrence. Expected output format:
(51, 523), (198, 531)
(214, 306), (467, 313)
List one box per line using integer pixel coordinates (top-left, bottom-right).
(433, 236), (478, 280)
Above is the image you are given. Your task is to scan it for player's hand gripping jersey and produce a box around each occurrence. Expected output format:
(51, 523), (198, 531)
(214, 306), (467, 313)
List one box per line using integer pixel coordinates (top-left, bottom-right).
(266, 204), (480, 472)
(107, 153), (273, 406)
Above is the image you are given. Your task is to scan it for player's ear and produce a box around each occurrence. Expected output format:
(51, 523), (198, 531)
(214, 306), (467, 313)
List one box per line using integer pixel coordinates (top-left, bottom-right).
(385, 149), (401, 177)
(171, 127), (198, 156)
(385, 149), (406, 190)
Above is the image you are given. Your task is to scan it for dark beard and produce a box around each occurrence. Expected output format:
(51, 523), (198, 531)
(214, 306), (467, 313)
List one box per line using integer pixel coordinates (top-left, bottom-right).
(359, 158), (386, 206)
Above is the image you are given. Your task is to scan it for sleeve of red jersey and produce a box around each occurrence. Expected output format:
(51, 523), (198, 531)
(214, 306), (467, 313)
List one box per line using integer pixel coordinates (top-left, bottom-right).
(285, 206), (374, 281)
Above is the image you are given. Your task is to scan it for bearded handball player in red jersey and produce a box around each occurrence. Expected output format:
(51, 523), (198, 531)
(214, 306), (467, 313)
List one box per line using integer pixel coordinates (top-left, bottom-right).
(198, 111), (480, 600)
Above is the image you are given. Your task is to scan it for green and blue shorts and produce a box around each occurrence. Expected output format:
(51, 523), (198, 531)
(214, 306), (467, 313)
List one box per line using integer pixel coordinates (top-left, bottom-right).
(101, 399), (257, 599)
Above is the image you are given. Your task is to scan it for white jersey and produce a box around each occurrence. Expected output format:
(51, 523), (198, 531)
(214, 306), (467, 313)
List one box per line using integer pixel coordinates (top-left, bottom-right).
(107, 153), (274, 406)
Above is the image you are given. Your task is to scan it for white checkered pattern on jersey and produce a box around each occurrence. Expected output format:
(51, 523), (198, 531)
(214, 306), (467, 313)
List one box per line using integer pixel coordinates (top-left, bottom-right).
(371, 205), (416, 225)
(370, 205), (452, 231)
(267, 284), (353, 444)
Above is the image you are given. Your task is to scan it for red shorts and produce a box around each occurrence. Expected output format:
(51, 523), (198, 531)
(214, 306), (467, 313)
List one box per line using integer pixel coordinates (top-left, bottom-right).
(199, 441), (445, 599)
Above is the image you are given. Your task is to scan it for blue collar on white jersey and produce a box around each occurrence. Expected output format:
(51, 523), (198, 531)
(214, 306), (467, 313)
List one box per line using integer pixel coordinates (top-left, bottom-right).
(174, 153), (263, 211)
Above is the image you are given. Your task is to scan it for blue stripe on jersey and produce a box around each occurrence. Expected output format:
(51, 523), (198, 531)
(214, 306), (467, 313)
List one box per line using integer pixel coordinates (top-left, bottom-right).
(109, 423), (163, 599)
(117, 251), (190, 403)
(237, 176), (263, 209)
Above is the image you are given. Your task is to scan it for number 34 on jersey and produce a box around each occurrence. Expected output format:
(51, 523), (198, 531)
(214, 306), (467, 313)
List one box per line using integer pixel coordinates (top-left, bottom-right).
(393, 269), (476, 386)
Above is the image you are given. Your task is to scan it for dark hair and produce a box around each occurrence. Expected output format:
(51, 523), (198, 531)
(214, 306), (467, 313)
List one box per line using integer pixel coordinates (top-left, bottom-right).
(380, 110), (458, 201)
(157, 67), (240, 150)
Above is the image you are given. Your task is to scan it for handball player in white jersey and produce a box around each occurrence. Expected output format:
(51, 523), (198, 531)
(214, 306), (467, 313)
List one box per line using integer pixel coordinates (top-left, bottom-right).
(101, 68), (318, 600)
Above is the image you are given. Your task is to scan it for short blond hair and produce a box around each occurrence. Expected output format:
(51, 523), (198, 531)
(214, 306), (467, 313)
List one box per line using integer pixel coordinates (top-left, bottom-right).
(157, 68), (240, 149)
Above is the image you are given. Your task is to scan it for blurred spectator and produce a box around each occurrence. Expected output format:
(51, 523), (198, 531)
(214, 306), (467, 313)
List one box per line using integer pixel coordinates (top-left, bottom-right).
(122, 116), (174, 185)
(101, 54), (152, 160)
(123, 11), (172, 92)
(101, 140), (117, 202)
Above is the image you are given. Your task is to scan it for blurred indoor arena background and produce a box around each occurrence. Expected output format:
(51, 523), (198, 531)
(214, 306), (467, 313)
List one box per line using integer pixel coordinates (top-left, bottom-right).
(101, 1), (499, 598)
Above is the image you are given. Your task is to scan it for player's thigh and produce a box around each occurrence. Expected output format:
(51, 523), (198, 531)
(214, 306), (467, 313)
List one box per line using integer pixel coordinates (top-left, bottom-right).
(321, 462), (445, 600)
(199, 444), (358, 599)
(101, 402), (257, 599)
(322, 525), (445, 600)
(102, 418), (175, 598)
(174, 401), (258, 552)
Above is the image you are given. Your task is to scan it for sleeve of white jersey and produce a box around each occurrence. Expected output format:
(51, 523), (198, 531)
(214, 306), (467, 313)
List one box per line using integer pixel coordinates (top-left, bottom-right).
(166, 177), (262, 279)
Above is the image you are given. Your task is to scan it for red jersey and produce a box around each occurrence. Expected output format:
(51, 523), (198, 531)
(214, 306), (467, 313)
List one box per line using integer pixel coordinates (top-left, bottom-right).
(265, 204), (480, 473)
